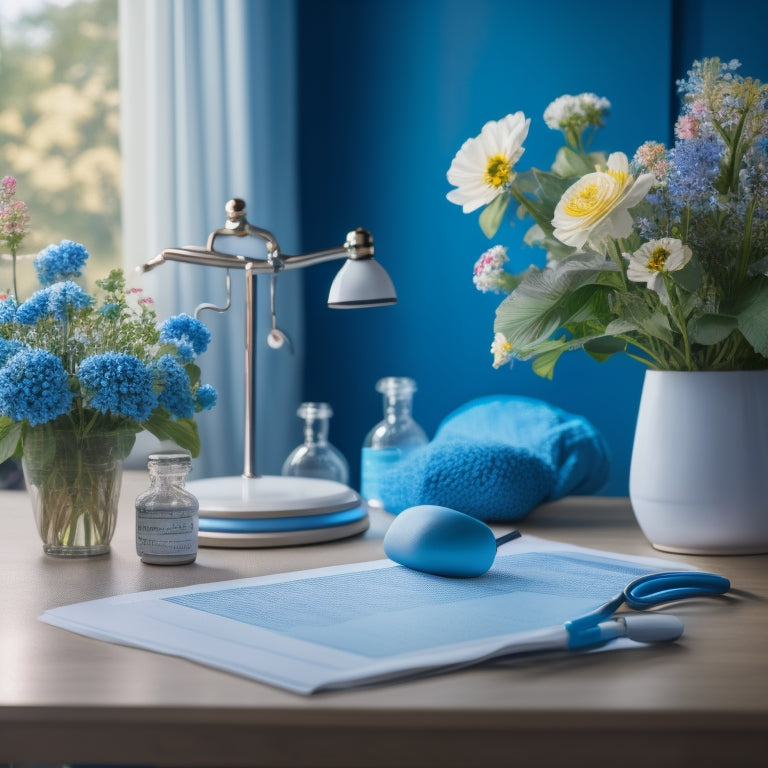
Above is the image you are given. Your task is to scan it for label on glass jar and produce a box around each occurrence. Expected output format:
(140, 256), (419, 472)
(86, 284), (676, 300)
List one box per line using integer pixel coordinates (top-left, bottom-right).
(136, 508), (198, 558)
(361, 447), (408, 507)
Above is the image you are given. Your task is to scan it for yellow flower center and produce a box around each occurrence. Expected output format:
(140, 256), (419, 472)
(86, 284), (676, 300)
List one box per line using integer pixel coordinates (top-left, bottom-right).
(646, 246), (670, 272)
(484, 154), (513, 188)
(563, 183), (600, 216)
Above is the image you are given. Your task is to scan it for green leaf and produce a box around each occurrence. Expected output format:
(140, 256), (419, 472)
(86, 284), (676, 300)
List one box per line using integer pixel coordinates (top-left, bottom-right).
(522, 224), (573, 259)
(143, 410), (172, 441)
(532, 168), (574, 206)
(688, 313), (738, 346)
(479, 192), (510, 238)
(160, 418), (201, 458)
(185, 362), (202, 388)
(523, 223), (546, 248)
(156, 343), (180, 358)
(0, 418), (23, 465)
(747, 254), (768, 277)
(520, 320), (632, 378)
(143, 410), (201, 457)
(551, 146), (594, 177)
(613, 292), (673, 344)
(735, 279), (768, 357)
(584, 335), (628, 356)
(671, 256), (703, 293)
(510, 170), (540, 194)
(531, 345), (568, 380)
(493, 255), (618, 348)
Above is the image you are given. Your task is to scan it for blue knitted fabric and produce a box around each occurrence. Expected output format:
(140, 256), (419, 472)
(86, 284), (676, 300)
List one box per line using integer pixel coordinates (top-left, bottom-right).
(378, 396), (610, 522)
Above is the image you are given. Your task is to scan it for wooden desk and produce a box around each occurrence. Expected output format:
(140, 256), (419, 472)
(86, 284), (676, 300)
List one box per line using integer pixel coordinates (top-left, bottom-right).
(1, 472), (767, 767)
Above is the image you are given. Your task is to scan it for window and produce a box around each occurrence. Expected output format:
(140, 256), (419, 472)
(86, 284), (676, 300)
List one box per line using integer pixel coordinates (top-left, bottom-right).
(0, 0), (119, 297)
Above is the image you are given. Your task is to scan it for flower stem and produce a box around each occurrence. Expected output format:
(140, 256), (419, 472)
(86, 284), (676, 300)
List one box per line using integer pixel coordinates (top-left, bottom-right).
(509, 187), (551, 232)
(736, 196), (757, 289)
(608, 240), (629, 289)
(11, 248), (18, 301)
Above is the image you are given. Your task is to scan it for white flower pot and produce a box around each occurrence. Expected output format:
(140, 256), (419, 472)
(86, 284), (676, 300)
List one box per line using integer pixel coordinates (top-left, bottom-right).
(630, 369), (768, 555)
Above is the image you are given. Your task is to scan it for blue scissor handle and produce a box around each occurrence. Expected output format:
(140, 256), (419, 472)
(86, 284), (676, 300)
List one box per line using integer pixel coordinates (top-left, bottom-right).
(624, 571), (731, 609)
(565, 570), (730, 648)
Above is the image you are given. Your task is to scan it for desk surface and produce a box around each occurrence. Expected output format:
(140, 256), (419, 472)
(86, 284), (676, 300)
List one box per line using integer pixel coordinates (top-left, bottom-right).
(1, 472), (767, 767)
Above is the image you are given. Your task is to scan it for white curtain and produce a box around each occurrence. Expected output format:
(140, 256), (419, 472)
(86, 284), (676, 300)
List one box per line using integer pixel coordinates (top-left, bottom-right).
(119, 0), (304, 478)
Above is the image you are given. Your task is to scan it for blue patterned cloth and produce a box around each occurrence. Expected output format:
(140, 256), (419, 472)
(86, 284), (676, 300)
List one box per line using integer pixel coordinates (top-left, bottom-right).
(378, 396), (610, 521)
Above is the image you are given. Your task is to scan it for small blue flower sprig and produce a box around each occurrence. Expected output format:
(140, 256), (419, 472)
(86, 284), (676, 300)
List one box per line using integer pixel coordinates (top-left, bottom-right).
(0, 239), (217, 461)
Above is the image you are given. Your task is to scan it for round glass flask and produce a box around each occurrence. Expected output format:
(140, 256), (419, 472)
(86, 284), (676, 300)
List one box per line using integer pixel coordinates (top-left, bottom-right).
(282, 402), (350, 484)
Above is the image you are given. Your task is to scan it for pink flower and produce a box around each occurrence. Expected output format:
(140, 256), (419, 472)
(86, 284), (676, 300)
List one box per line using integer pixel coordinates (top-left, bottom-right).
(1, 176), (17, 200)
(0, 200), (30, 245)
(473, 245), (509, 293)
(675, 114), (700, 140)
(692, 100), (707, 116)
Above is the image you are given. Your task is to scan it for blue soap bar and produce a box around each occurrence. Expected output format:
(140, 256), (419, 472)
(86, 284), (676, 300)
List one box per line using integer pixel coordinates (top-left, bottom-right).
(383, 504), (497, 578)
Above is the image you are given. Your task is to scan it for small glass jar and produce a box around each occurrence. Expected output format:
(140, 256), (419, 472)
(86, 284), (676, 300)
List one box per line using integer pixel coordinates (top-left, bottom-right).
(282, 402), (349, 484)
(135, 453), (198, 565)
(361, 377), (428, 508)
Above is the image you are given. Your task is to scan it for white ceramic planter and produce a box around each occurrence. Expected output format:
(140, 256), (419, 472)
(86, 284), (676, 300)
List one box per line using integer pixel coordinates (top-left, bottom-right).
(630, 369), (768, 555)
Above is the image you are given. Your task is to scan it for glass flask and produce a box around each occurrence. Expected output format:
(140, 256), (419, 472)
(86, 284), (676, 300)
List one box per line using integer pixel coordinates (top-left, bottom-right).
(135, 453), (199, 565)
(282, 402), (349, 484)
(361, 376), (428, 508)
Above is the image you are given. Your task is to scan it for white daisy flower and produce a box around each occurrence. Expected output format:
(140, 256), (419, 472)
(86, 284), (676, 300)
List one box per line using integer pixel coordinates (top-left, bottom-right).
(625, 238), (692, 304)
(491, 332), (513, 368)
(551, 152), (654, 250)
(446, 112), (530, 213)
(543, 93), (611, 130)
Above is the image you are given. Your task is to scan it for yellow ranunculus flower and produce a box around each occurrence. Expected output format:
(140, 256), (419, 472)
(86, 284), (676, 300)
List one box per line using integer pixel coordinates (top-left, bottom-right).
(552, 152), (653, 249)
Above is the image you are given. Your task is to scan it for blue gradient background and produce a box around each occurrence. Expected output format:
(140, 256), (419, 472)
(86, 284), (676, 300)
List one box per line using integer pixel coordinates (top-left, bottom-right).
(294, 0), (768, 495)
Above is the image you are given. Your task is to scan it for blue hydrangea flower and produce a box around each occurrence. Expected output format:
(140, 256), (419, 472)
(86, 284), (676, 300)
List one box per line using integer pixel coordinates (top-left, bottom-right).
(48, 282), (94, 321)
(34, 240), (89, 286)
(0, 338), (24, 367)
(15, 281), (94, 324)
(14, 289), (50, 325)
(0, 295), (17, 324)
(0, 348), (73, 426)
(195, 384), (217, 411)
(154, 354), (195, 418)
(667, 137), (723, 213)
(77, 352), (157, 421)
(159, 314), (211, 362)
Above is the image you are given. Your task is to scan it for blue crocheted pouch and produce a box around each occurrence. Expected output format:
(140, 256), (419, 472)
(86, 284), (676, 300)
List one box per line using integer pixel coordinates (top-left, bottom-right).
(377, 395), (610, 522)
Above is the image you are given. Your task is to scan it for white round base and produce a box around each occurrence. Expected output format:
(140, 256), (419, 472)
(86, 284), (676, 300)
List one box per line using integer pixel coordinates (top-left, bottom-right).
(186, 474), (369, 549)
(186, 474), (361, 517)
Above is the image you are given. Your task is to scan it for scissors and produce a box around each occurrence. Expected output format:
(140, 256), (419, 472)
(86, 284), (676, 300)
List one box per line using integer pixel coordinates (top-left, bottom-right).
(564, 570), (731, 649)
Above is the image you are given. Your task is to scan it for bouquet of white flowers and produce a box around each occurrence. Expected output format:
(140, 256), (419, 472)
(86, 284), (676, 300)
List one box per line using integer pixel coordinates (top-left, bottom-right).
(447, 58), (768, 377)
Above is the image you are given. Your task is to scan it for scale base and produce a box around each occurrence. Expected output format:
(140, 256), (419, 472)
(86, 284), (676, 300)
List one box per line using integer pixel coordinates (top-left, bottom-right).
(187, 474), (369, 548)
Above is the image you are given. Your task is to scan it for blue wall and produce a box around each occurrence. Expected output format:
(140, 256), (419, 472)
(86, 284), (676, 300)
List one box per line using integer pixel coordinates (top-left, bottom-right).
(295, 0), (768, 496)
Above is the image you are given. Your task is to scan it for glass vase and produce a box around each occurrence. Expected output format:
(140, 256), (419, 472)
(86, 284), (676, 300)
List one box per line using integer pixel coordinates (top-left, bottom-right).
(22, 420), (133, 557)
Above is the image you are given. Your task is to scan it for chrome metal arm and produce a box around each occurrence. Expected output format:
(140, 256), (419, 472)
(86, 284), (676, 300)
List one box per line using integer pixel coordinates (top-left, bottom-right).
(139, 200), (377, 479)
